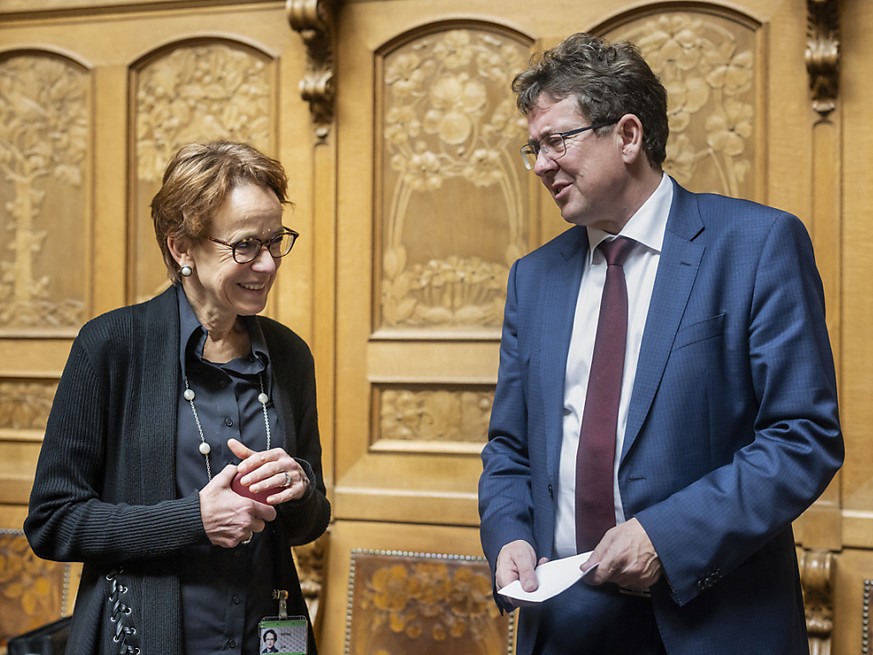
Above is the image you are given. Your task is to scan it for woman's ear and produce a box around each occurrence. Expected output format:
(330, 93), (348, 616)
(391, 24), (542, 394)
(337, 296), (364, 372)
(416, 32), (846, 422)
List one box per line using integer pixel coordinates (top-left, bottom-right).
(167, 235), (190, 268)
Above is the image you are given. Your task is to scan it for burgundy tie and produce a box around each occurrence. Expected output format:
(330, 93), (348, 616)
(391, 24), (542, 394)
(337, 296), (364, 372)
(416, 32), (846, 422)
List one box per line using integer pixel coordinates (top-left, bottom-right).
(576, 236), (635, 553)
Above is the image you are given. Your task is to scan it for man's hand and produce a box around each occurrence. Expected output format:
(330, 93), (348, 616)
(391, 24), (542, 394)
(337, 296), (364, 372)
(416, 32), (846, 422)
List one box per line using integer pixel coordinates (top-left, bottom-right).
(582, 518), (662, 590)
(496, 540), (547, 592)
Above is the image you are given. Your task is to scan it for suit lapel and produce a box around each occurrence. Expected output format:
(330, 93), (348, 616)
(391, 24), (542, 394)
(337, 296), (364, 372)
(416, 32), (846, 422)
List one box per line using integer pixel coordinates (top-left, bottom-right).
(622, 184), (705, 461)
(541, 227), (588, 480)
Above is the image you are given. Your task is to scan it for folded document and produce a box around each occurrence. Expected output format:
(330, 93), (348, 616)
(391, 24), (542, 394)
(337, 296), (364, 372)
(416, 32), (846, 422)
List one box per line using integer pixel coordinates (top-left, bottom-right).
(498, 551), (597, 603)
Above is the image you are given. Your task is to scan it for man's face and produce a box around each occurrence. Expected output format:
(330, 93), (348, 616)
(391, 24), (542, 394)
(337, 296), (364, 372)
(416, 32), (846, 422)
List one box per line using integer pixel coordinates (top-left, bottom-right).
(526, 95), (628, 233)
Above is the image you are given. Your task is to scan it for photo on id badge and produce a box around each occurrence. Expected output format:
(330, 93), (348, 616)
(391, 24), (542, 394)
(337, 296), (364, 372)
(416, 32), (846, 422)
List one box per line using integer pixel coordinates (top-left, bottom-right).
(258, 617), (308, 654)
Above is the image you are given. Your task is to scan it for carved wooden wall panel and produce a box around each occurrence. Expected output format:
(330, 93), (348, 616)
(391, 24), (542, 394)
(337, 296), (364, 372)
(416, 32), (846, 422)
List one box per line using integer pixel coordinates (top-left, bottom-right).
(0, 52), (89, 335)
(608, 11), (761, 200)
(131, 41), (275, 302)
(374, 385), (493, 452)
(0, 380), (56, 432)
(332, 18), (532, 540)
(375, 26), (530, 332)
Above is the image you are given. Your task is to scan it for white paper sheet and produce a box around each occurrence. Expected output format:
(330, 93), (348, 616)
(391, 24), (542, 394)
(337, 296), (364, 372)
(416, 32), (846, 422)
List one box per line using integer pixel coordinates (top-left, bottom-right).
(497, 551), (597, 604)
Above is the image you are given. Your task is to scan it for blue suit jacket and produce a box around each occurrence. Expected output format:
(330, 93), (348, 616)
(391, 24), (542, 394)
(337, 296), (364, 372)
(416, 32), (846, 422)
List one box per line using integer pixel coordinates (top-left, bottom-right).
(478, 180), (843, 654)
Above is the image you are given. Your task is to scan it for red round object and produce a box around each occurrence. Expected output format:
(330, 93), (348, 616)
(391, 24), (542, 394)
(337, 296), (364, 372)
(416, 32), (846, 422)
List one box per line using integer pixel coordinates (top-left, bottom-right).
(231, 472), (281, 504)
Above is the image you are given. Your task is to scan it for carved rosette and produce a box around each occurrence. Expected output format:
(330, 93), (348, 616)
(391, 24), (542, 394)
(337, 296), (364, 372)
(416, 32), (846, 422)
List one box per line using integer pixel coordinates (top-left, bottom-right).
(287, 0), (337, 138)
(806, 0), (839, 117)
(0, 54), (87, 330)
(799, 549), (835, 654)
(611, 13), (756, 198)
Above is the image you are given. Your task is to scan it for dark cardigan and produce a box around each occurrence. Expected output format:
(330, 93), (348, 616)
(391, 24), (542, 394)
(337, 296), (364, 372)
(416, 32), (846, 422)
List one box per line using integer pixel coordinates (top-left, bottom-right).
(24, 287), (330, 654)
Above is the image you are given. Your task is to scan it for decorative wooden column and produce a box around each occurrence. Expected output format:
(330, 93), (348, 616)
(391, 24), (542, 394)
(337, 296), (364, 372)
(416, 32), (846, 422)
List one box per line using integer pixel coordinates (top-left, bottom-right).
(803, 1), (840, 653)
(286, 4), (339, 642)
(288, 0), (337, 140)
(801, 549), (836, 655)
(806, 0), (839, 116)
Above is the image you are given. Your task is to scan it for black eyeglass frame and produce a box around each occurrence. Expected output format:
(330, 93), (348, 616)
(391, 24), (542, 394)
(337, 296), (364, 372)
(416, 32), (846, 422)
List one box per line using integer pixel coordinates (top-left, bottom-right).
(208, 228), (300, 264)
(520, 122), (616, 170)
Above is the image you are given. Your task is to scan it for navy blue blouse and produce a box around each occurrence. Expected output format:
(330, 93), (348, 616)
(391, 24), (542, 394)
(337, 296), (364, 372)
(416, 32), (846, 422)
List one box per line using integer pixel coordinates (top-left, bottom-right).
(175, 286), (282, 655)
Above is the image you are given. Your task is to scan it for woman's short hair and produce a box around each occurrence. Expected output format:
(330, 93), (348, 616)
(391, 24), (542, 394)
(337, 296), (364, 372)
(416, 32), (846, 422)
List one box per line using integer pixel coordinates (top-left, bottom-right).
(151, 141), (291, 283)
(512, 33), (669, 168)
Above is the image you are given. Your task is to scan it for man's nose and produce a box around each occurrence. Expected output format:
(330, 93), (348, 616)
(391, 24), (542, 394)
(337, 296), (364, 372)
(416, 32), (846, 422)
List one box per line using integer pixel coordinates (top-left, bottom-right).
(533, 150), (558, 176)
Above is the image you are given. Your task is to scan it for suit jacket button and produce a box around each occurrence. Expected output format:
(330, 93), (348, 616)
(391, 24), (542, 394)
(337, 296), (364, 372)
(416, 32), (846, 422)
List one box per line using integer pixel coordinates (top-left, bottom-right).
(548, 484), (553, 497)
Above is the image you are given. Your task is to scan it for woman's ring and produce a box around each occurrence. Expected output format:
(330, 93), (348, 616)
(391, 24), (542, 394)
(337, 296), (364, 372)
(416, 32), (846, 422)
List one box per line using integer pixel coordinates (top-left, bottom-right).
(282, 471), (292, 488)
(242, 532), (253, 545)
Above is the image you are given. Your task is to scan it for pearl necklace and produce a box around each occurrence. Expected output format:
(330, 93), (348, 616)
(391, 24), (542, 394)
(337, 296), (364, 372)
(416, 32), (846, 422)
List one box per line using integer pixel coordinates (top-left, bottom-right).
(183, 374), (271, 480)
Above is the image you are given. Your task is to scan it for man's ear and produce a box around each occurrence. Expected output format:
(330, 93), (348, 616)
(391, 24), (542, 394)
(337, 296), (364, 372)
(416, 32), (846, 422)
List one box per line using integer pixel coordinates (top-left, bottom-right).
(616, 114), (645, 165)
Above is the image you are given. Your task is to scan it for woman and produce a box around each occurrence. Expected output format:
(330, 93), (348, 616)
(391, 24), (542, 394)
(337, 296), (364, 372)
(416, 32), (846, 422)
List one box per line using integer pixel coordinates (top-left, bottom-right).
(261, 629), (279, 652)
(25, 141), (330, 654)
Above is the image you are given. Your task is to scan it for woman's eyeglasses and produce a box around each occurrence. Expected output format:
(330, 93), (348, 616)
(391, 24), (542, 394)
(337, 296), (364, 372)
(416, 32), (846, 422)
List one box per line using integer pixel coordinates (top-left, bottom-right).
(208, 228), (299, 264)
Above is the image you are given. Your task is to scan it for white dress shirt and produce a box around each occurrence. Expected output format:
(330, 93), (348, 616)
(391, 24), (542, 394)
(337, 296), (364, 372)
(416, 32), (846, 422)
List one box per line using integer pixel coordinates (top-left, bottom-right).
(554, 173), (673, 558)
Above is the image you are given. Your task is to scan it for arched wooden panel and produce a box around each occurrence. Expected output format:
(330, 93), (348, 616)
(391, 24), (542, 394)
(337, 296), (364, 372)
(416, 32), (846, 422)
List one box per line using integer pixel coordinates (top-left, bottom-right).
(374, 24), (532, 334)
(0, 50), (90, 335)
(129, 39), (277, 303)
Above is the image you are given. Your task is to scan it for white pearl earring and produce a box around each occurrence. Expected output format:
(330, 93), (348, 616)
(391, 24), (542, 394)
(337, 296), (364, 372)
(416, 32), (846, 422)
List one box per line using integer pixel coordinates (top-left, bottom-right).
(180, 264), (193, 277)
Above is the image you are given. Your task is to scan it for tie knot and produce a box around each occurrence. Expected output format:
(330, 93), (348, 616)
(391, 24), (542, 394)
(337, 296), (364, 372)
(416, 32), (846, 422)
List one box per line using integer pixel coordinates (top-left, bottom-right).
(598, 237), (635, 267)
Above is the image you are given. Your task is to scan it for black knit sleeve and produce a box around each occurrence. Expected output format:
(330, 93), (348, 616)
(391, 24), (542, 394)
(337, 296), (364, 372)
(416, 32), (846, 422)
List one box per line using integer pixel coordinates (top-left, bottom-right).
(24, 314), (208, 564)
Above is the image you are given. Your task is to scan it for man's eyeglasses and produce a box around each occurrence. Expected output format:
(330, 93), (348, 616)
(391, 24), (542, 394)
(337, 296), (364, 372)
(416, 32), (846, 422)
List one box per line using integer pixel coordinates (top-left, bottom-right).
(520, 122), (615, 170)
(208, 228), (299, 264)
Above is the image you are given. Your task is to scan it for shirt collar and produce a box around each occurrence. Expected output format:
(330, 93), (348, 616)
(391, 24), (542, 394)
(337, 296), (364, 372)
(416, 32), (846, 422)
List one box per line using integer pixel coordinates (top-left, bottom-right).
(175, 285), (271, 380)
(587, 172), (673, 257)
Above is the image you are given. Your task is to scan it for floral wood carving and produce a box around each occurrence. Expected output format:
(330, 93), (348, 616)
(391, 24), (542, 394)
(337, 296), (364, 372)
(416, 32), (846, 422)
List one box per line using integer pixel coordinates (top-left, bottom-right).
(0, 380), (56, 430)
(379, 388), (493, 444)
(287, 0), (337, 139)
(0, 530), (69, 648)
(135, 44), (271, 184)
(133, 42), (272, 301)
(612, 13), (756, 198)
(379, 28), (529, 330)
(799, 548), (835, 654)
(805, 0), (839, 117)
(0, 54), (87, 330)
(345, 550), (513, 655)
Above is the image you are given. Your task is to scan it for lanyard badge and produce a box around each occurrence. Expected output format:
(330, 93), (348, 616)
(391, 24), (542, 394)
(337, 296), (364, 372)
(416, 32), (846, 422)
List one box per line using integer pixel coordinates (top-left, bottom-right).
(258, 589), (309, 654)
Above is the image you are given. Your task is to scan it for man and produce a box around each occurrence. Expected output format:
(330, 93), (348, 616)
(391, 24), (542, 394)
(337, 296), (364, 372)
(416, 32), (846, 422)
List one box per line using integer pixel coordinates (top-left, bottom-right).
(478, 33), (843, 654)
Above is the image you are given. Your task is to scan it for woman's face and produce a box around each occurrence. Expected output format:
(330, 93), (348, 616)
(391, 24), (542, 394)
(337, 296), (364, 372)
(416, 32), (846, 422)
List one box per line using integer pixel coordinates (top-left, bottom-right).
(180, 183), (285, 326)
